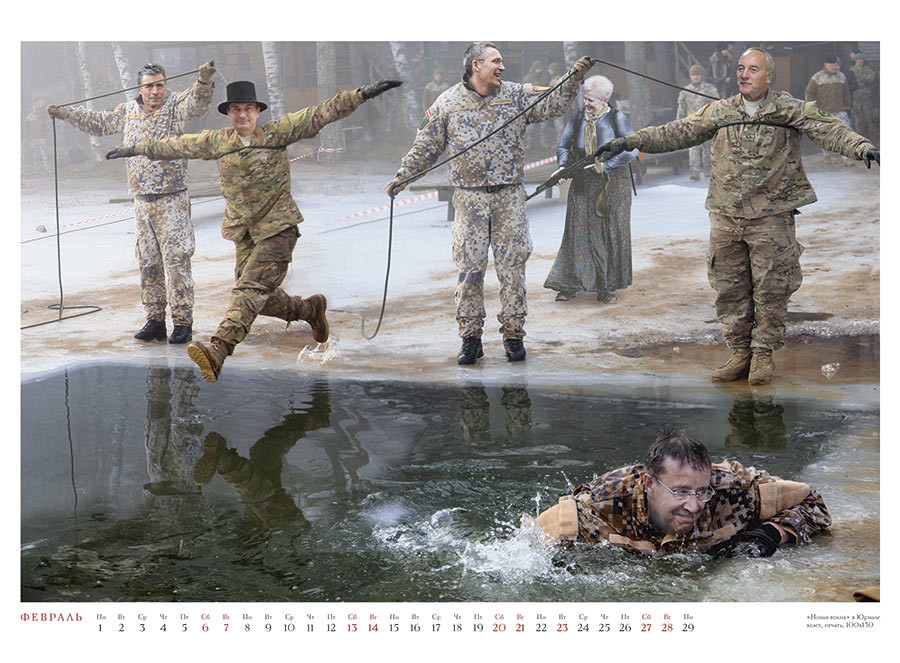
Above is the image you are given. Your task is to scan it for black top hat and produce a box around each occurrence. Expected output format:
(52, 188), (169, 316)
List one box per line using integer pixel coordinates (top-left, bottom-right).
(218, 81), (268, 115)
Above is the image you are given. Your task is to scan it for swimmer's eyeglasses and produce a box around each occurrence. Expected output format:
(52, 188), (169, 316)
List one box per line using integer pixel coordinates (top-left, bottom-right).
(653, 476), (715, 503)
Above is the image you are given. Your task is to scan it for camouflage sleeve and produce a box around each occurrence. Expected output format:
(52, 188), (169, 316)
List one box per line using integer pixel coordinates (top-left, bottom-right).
(62, 103), (126, 137)
(726, 460), (831, 546)
(804, 77), (817, 102)
(396, 107), (448, 180)
(137, 130), (221, 161)
(172, 76), (215, 121)
(523, 68), (582, 124)
(626, 111), (718, 153)
(271, 89), (364, 145)
(795, 102), (874, 158)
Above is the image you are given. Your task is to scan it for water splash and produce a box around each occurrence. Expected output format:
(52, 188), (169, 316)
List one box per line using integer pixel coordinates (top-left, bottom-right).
(297, 336), (342, 364)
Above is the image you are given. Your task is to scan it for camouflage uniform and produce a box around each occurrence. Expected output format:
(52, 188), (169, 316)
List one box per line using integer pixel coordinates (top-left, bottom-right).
(676, 80), (719, 176)
(59, 76), (214, 326)
(394, 69), (583, 340)
(542, 460), (830, 555)
(805, 69), (853, 163)
(623, 88), (874, 351)
(849, 62), (877, 138)
(135, 90), (364, 348)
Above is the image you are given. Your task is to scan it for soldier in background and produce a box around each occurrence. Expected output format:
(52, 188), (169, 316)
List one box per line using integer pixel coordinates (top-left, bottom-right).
(108, 78), (401, 382)
(535, 428), (830, 557)
(597, 48), (879, 385)
(849, 56), (878, 140)
(422, 67), (449, 111)
(49, 61), (215, 345)
(805, 55), (853, 166)
(386, 42), (593, 365)
(708, 42), (735, 97)
(675, 64), (719, 180)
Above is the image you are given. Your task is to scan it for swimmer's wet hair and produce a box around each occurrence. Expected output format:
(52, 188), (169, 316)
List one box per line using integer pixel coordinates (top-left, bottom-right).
(645, 427), (711, 476)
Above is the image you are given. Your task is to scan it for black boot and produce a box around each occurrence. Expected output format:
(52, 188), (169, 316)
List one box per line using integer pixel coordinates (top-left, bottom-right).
(457, 336), (484, 365)
(168, 324), (192, 344)
(503, 338), (526, 362)
(134, 319), (167, 341)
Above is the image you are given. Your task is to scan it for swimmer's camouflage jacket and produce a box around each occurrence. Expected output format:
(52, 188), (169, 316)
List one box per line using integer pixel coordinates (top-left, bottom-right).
(61, 76), (214, 195)
(137, 90), (363, 243)
(545, 460), (830, 555)
(395, 68), (582, 187)
(625, 88), (874, 219)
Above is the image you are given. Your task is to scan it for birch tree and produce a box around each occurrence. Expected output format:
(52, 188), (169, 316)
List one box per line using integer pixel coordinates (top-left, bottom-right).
(388, 41), (420, 133)
(261, 41), (287, 120)
(316, 41), (342, 154)
(75, 41), (103, 160)
(623, 41), (652, 131)
(111, 42), (132, 104)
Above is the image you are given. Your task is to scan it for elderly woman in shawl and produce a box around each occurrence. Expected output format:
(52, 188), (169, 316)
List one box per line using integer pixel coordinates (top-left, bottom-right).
(544, 75), (639, 303)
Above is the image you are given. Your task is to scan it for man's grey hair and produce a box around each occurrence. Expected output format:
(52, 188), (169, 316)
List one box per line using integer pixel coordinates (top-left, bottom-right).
(137, 63), (166, 85)
(742, 47), (776, 75)
(645, 427), (711, 477)
(463, 42), (498, 76)
(583, 75), (614, 101)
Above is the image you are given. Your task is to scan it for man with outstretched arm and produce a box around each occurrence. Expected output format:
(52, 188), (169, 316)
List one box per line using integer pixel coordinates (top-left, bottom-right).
(596, 47), (879, 385)
(387, 42), (594, 365)
(536, 428), (830, 557)
(49, 61), (216, 344)
(108, 78), (401, 382)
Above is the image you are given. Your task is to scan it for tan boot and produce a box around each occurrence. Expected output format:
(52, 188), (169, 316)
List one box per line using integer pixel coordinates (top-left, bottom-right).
(711, 347), (752, 382)
(187, 337), (232, 383)
(192, 432), (226, 484)
(748, 350), (775, 385)
(300, 294), (329, 343)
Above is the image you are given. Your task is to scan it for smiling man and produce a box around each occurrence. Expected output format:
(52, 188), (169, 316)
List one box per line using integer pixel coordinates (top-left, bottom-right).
(387, 42), (594, 365)
(596, 47), (879, 385)
(49, 61), (216, 345)
(108, 78), (401, 382)
(536, 428), (831, 557)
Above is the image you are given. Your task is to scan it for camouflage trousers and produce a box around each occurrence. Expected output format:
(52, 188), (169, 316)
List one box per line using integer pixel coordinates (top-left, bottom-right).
(134, 190), (194, 325)
(852, 90), (876, 139)
(688, 142), (711, 175)
(213, 225), (307, 348)
(451, 185), (532, 340)
(707, 211), (803, 352)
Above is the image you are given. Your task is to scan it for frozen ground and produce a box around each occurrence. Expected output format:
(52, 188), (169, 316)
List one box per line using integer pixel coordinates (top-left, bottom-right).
(20, 154), (879, 395)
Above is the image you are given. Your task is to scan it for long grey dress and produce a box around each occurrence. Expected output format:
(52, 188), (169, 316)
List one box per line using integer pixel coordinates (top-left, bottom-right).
(544, 108), (639, 299)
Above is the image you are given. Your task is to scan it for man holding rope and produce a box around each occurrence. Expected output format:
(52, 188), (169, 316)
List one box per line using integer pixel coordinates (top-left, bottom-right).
(597, 47), (879, 385)
(108, 78), (401, 382)
(48, 60), (216, 345)
(387, 43), (594, 365)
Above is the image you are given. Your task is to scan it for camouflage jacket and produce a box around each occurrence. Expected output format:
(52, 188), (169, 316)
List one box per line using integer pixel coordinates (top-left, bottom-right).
(625, 88), (874, 218)
(136, 90), (363, 242)
(805, 70), (851, 114)
(61, 77), (214, 195)
(676, 81), (719, 119)
(395, 68), (583, 187)
(849, 63), (877, 93)
(565, 460), (830, 555)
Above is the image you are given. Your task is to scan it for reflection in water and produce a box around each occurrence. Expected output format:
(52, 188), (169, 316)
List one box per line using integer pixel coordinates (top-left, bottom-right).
(20, 364), (879, 602)
(725, 388), (787, 451)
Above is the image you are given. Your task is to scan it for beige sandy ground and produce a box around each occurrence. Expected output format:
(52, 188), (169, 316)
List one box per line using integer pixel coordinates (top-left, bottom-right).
(21, 160), (879, 401)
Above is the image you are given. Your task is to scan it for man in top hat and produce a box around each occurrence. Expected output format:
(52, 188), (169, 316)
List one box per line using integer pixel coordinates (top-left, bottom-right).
(108, 78), (401, 382)
(49, 60), (216, 344)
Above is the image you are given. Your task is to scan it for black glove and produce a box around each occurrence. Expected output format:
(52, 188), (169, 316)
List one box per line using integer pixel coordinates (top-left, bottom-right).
(359, 80), (403, 100)
(572, 56), (596, 75)
(595, 137), (628, 160)
(864, 148), (880, 169)
(106, 146), (136, 160)
(731, 523), (782, 558)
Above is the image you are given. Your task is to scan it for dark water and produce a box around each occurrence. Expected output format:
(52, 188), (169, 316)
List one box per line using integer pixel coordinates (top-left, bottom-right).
(21, 362), (879, 602)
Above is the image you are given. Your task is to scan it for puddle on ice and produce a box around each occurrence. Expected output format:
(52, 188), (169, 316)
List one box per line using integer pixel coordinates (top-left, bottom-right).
(20, 362), (878, 602)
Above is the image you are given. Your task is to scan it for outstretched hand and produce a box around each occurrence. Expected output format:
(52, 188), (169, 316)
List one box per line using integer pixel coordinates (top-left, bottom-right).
(595, 137), (627, 160)
(864, 148), (880, 169)
(360, 80), (403, 100)
(106, 146), (136, 160)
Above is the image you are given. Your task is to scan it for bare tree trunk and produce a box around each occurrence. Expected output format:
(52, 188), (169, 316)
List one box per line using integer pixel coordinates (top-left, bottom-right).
(653, 42), (677, 113)
(76, 41), (103, 160)
(261, 41), (287, 120)
(562, 42), (578, 68)
(316, 41), (342, 155)
(111, 42), (132, 104)
(388, 41), (420, 133)
(624, 41), (652, 131)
